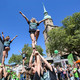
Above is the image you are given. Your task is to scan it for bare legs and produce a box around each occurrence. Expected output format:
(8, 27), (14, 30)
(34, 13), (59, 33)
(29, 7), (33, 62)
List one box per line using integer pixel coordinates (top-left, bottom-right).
(30, 30), (40, 53)
(35, 29), (40, 41)
(30, 33), (35, 49)
(3, 66), (8, 78)
(0, 66), (8, 79)
(0, 68), (3, 79)
(2, 51), (6, 65)
(2, 47), (10, 65)
(23, 57), (26, 66)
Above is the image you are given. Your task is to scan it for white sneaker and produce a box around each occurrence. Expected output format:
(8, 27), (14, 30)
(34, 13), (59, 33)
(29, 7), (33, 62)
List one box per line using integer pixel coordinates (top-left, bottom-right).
(35, 41), (37, 45)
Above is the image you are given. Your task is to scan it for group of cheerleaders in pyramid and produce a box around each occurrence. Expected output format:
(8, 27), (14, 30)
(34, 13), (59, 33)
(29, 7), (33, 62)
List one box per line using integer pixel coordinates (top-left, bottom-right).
(1, 11), (47, 66)
(0, 11), (57, 80)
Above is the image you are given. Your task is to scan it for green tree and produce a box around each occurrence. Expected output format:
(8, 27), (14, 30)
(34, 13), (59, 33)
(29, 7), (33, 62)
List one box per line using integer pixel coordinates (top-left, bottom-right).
(8, 44), (44, 64)
(47, 12), (80, 57)
(8, 54), (22, 64)
(46, 27), (67, 56)
(62, 12), (80, 55)
(22, 44), (44, 63)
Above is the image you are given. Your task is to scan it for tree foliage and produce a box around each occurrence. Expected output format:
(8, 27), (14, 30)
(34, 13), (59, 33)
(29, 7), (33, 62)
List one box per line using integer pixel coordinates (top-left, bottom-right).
(8, 54), (22, 64)
(8, 44), (44, 64)
(47, 12), (80, 56)
(46, 27), (67, 55)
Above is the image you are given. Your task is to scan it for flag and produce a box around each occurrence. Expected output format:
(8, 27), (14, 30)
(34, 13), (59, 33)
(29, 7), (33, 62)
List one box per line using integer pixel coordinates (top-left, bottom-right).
(67, 53), (74, 66)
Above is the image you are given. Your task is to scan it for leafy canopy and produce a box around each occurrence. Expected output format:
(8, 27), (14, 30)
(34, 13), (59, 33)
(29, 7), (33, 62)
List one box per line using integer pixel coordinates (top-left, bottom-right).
(46, 12), (80, 56)
(8, 44), (44, 64)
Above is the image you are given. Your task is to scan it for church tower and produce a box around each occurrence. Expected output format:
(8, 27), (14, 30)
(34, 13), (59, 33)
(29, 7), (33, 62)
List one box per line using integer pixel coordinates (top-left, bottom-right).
(43, 4), (58, 57)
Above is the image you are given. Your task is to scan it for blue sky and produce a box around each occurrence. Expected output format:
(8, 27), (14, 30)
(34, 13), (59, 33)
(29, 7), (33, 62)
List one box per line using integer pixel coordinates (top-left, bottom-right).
(0, 0), (80, 64)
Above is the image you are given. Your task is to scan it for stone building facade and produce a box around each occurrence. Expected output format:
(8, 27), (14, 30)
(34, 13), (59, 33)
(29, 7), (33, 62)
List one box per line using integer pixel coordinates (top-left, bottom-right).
(43, 5), (58, 56)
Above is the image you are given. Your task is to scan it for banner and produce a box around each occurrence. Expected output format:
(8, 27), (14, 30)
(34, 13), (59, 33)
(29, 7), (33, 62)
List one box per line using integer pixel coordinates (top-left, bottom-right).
(67, 53), (74, 66)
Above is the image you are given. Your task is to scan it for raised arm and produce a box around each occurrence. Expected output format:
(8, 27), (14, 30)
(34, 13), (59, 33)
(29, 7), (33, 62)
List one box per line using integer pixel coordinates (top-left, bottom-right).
(11, 35), (17, 42)
(29, 53), (34, 67)
(38, 52), (52, 71)
(2, 32), (5, 40)
(18, 50), (22, 54)
(39, 18), (48, 24)
(36, 55), (41, 76)
(19, 11), (29, 23)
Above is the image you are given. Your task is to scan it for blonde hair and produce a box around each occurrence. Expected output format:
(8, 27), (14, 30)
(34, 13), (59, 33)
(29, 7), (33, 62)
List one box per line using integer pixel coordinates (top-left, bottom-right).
(30, 18), (37, 23)
(5, 36), (10, 40)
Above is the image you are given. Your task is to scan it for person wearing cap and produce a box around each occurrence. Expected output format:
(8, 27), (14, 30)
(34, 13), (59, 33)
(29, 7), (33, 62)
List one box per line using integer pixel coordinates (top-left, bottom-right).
(19, 11), (48, 53)
(1, 32), (17, 65)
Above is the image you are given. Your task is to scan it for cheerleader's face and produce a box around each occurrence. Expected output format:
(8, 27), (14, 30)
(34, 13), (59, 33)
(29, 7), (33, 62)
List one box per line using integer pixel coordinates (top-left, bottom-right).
(31, 18), (36, 23)
(5, 37), (10, 41)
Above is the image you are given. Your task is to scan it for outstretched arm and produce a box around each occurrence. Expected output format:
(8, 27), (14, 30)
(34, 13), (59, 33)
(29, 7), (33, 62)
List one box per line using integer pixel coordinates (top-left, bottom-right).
(2, 32), (5, 40)
(36, 55), (41, 76)
(29, 53), (34, 67)
(11, 35), (17, 42)
(37, 52), (53, 71)
(39, 18), (48, 24)
(18, 50), (22, 54)
(19, 11), (29, 23)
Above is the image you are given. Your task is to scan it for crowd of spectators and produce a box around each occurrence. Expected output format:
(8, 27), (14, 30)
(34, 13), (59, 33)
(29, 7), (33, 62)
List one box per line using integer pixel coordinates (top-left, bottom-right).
(0, 51), (80, 80)
(54, 62), (80, 80)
